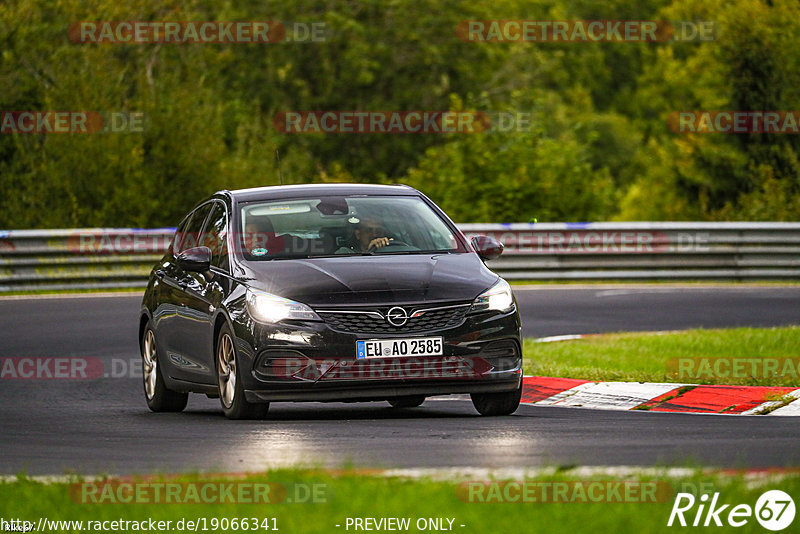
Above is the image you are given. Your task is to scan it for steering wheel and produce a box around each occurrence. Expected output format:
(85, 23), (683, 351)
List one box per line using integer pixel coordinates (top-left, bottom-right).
(368, 239), (411, 252)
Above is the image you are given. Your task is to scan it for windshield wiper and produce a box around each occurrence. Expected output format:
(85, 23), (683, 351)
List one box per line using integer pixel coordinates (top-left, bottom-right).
(365, 249), (452, 256)
(252, 255), (310, 261)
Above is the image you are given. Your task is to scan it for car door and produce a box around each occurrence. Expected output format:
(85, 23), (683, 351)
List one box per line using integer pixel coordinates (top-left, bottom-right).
(180, 200), (232, 380)
(152, 211), (196, 374)
(160, 202), (216, 383)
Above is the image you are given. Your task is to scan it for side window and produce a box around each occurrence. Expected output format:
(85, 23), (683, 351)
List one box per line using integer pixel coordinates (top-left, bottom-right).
(204, 202), (229, 271)
(177, 203), (213, 254)
(171, 215), (192, 256)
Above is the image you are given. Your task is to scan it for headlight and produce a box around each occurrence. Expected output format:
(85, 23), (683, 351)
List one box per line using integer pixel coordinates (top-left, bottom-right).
(469, 279), (514, 313)
(246, 289), (321, 323)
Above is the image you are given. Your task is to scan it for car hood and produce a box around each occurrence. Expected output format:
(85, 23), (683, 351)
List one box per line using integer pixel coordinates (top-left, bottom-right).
(238, 253), (498, 306)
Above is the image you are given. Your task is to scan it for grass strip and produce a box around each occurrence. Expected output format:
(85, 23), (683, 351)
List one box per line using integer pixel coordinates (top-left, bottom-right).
(1, 468), (798, 534)
(523, 326), (800, 386)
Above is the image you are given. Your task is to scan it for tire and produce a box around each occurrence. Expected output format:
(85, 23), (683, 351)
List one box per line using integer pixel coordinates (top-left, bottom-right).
(387, 395), (426, 408)
(141, 323), (188, 412)
(470, 382), (522, 416)
(216, 324), (269, 420)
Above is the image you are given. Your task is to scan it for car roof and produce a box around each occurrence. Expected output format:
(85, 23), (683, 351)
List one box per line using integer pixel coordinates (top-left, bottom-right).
(224, 183), (419, 203)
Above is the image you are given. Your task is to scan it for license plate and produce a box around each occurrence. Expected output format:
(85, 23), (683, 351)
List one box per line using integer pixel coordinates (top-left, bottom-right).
(356, 337), (443, 359)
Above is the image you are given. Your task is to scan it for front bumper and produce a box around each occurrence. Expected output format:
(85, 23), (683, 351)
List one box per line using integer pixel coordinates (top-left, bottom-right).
(233, 306), (523, 403)
(245, 377), (521, 402)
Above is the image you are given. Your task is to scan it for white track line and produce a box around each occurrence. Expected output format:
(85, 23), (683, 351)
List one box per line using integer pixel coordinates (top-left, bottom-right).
(0, 467), (715, 483)
(536, 382), (687, 411)
(741, 389), (800, 415)
(7, 466), (796, 485)
(767, 394), (800, 416)
(533, 334), (587, 343)
(532, 382), (597, 406)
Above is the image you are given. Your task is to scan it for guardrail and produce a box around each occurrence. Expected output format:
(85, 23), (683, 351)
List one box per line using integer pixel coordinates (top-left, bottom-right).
(460, 222), (800, 280)
(0, 228), (172, 292)
(1, 222), (799, 291)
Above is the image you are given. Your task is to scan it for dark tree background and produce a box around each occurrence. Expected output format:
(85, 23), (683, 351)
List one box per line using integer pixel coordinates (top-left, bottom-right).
(1, 0), (797, 228)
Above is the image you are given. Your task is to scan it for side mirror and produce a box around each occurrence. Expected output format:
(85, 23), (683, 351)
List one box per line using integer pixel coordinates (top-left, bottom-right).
(177, 246), (212, 272)
(471, 235), (504, 261)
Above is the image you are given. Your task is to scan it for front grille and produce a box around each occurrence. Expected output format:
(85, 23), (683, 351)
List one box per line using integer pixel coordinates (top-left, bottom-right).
(317, 304), (470, 334)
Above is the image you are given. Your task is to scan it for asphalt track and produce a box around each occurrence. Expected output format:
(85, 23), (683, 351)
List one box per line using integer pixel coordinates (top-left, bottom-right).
(1, 286), (799, 475)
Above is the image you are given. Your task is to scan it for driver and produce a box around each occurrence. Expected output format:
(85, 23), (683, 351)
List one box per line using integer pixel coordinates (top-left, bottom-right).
(337, 216), (393, 253)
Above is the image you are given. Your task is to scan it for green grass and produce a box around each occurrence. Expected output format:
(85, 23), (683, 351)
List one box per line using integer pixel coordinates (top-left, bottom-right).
(523, 326), (800, 386)
(1, 469), (797, 534)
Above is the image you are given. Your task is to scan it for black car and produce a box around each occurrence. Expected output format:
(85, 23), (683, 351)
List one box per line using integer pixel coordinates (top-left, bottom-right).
(139, 184), (522, 419)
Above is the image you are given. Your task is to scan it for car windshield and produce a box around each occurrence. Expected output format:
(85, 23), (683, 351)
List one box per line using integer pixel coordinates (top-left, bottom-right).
(238, 195), (463, 260)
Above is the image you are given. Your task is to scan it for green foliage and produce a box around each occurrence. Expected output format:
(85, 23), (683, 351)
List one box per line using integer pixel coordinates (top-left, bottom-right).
(4, 468), (800, 534)
(619, 0), (800, 221)
(0, 0), (797, 227)
(524, 326), (800, 386)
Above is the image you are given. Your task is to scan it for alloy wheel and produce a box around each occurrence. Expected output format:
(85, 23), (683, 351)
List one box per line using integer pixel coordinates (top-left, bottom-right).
(218, 333), (237, 408)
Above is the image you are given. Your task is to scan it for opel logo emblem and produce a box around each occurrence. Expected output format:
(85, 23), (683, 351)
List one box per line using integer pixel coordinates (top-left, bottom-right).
(386, 306), (408, 327)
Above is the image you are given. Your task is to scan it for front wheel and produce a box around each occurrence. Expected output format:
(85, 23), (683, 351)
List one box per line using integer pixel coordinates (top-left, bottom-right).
(470, 382), (522, 416)
(141, 323), (188, 412)
(217, 324), (269, 420)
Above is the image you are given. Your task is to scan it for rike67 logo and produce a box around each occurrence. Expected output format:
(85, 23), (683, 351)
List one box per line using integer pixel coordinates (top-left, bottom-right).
(668, 490), (795, 530)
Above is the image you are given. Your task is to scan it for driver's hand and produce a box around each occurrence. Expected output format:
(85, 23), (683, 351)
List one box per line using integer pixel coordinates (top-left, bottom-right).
(367, 237), (392, 250)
